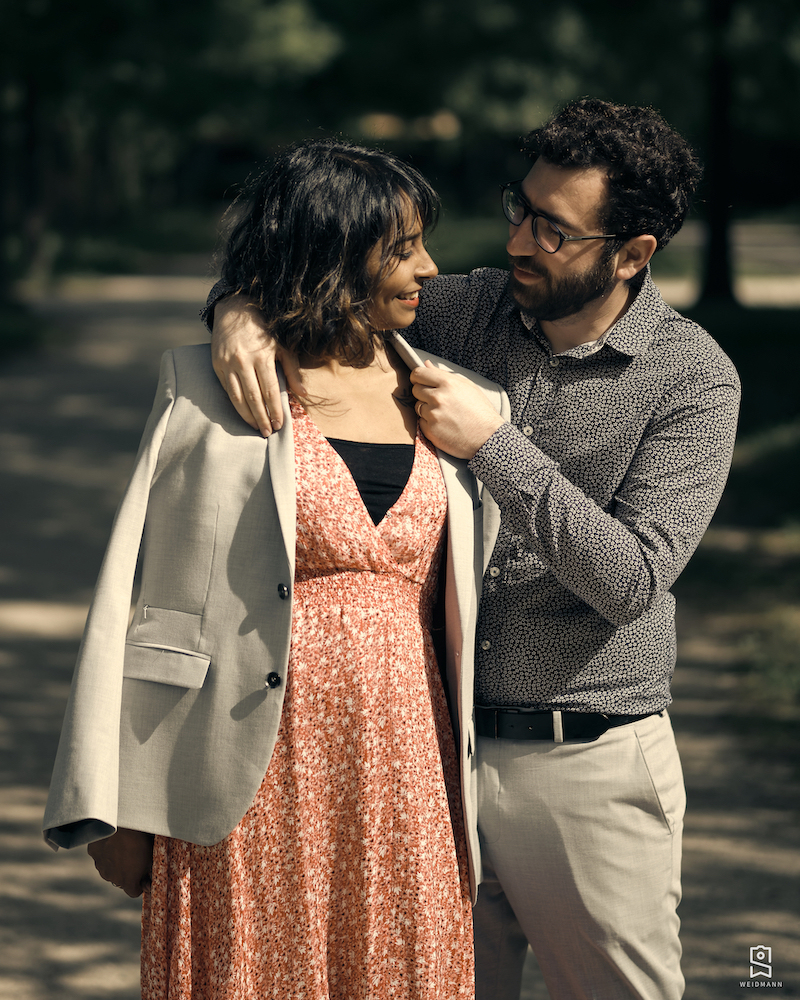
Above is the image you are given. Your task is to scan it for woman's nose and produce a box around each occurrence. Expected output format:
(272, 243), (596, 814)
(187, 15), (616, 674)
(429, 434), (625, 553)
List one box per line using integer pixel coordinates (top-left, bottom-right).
(417, 247), (438, 279)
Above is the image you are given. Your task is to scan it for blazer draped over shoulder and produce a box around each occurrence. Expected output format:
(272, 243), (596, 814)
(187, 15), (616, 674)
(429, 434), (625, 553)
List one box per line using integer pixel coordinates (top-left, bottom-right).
(43, 333), (509, 901)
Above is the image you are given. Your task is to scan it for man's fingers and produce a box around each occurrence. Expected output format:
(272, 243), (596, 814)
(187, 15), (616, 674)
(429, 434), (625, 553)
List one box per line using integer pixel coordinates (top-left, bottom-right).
(222, 371), (262, 433)
(409, 363), (446, 389)
(252, 358), (285, 432)
(209, 294), (282, 435)
(238, 369), (275, 437)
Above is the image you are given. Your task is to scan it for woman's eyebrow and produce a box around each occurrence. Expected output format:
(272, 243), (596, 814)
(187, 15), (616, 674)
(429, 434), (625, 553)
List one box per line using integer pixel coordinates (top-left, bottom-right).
(393, 229), (423, 249)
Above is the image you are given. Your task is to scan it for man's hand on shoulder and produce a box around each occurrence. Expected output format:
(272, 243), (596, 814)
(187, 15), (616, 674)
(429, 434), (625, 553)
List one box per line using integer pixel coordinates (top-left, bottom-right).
(211, 294), (283, 437)
(410, 361), (505, 460)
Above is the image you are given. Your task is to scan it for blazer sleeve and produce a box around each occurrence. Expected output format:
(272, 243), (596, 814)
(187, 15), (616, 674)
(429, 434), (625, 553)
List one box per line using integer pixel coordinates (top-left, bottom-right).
(43, 352), (178, 849)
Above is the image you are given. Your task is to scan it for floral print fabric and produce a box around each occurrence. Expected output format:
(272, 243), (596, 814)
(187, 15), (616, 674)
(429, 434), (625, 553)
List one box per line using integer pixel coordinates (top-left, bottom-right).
(141, 398), (474, 999)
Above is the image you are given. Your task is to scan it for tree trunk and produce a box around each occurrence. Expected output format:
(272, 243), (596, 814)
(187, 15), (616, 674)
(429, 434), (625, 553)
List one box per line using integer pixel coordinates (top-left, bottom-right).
(700, 0), (736, 303)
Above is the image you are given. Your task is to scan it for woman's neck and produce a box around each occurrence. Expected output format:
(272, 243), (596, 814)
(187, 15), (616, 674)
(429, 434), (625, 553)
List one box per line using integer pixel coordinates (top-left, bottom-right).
(285, 342), (417, 444)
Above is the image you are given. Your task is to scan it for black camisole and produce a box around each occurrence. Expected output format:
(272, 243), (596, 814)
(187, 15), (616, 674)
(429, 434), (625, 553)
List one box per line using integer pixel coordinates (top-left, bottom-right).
(327, 438), (416, 525)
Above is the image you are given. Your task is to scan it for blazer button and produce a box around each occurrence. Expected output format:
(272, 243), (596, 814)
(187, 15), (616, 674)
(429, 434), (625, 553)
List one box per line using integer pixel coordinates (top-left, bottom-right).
(265, 672), (282, 689)
(277, 583), (290, 600)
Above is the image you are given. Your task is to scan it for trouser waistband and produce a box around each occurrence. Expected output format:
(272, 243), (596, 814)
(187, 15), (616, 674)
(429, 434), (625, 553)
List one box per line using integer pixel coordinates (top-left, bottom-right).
(475, 705), (659, 744)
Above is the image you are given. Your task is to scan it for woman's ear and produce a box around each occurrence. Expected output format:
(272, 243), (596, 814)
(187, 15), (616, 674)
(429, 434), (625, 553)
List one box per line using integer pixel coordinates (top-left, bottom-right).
(615, 234), (658, 281)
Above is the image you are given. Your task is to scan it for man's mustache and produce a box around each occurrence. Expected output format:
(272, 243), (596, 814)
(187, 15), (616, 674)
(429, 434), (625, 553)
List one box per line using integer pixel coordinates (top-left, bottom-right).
(508, 255), (548, 278)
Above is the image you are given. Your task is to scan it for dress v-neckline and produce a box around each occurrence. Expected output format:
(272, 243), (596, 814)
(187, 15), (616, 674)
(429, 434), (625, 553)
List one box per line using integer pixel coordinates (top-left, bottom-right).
(289, 394), (421, 533)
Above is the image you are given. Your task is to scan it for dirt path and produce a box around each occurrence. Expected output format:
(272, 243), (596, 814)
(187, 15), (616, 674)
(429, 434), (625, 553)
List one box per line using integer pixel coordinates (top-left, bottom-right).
(1, 278), (798, 998)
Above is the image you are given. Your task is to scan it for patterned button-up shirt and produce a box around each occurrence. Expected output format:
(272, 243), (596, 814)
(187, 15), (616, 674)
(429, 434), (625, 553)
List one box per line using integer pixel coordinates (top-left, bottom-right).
(403, 266), (740, 714)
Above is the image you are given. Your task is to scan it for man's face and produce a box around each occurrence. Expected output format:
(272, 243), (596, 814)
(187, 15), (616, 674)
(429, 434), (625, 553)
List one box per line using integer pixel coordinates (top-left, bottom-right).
(506, 159), (618, 322)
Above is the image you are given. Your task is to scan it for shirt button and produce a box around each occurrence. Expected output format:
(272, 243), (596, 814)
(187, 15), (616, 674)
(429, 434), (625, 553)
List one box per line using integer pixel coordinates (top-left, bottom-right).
(480, 640), (491, 651)
(265, 672), (282, 689)
(549, 357), (560, 367)
(277, 583), (290, 600)
(522, 425), (534, 437)
(489, 566), (500, 578)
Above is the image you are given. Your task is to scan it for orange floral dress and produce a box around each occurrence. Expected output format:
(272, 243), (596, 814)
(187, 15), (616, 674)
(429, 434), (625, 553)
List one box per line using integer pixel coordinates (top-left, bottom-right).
(141, 398), (474, 1000)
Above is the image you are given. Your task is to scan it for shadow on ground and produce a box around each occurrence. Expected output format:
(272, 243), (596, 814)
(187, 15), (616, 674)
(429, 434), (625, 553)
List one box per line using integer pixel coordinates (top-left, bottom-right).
(1, 290), (204, 1000)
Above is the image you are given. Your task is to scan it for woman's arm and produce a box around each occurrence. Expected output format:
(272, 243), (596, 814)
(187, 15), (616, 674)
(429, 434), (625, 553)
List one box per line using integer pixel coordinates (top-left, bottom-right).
(43, 354), (177, 850)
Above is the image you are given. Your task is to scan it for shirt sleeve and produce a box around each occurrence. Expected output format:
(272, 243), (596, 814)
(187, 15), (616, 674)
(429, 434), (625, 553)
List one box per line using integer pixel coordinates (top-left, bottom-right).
(469, 363), (741, 626)
(199, 279), (236, 333)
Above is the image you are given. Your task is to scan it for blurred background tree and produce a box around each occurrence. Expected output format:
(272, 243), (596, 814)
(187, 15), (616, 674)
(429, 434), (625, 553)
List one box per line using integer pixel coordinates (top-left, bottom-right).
(1, 0), (799, 296)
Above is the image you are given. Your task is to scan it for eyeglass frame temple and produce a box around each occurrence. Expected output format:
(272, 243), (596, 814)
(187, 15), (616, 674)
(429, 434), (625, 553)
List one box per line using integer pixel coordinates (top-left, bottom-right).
(500, 181), (619, 252)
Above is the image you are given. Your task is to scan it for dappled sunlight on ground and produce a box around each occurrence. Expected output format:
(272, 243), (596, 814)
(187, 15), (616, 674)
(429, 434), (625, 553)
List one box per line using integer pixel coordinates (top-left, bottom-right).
(0, 788), (141, 1000)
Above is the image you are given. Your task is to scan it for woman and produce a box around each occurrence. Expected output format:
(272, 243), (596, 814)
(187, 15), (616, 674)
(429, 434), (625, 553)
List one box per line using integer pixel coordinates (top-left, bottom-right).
(43, 140), (508, 999)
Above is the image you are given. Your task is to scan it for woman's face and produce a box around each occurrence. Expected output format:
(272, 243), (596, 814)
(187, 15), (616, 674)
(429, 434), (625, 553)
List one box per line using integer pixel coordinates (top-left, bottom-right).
(367, 202), (438, 331)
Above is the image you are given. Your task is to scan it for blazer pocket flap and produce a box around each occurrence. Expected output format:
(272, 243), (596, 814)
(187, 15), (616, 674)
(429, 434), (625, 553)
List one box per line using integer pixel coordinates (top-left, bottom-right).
(129, 606), (202, 648)
(124, 643), (211, 689)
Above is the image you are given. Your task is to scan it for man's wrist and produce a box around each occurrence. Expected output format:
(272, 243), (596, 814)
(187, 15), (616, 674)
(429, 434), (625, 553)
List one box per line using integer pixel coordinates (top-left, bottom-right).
(469, 421), (556, 493)
(465, 413), (506, 460)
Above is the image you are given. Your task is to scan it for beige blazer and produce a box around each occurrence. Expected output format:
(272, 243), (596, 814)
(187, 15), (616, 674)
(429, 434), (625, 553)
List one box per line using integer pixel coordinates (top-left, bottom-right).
(43, 334), (509, 902)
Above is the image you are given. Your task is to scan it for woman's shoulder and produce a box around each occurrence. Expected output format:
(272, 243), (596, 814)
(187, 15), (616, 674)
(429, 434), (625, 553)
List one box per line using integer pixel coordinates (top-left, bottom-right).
(158, 343), (265, 433)
(164, 342), (212, 372)
(159, 343), (227, 397)
(390, 332), (507, 409)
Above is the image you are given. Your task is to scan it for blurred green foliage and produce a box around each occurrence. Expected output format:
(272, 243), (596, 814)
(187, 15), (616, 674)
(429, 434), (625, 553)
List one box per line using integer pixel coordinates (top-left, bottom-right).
(741, 606), (800, 706)
(2, 0), (800, 290)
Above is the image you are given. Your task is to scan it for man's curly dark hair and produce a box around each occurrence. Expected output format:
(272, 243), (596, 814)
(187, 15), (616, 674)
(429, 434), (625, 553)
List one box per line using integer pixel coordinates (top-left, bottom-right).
(522, 99), (702, 252)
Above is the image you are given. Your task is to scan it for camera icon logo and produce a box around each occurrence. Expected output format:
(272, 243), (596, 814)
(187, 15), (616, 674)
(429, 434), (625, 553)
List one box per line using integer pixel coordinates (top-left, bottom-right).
(750, 945), (772, 979)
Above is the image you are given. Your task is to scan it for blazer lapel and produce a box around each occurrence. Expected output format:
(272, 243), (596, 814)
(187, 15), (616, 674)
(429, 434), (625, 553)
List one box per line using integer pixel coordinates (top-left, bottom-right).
(266, 366), (297, 580)
(390, 330), (483, 585)
(390, 331), (479, 661)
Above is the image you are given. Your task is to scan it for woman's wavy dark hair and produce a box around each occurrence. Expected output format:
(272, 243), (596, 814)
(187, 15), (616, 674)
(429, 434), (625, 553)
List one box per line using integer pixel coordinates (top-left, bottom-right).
(522, 99), (702, 252)
(219, 139), (439, 366)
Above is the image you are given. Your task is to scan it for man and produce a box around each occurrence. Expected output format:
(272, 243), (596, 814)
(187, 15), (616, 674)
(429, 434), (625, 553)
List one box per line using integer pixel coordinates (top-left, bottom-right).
(207, 99), (740, 1000)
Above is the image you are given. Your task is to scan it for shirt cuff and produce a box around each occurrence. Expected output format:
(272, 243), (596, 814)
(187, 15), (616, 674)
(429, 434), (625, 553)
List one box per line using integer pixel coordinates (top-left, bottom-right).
(199, 279), (235, 333)
(468, 421), (558, 498)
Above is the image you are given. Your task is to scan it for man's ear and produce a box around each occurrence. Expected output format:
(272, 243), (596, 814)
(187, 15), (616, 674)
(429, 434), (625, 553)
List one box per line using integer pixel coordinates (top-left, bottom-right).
(615, 234), (657, 281)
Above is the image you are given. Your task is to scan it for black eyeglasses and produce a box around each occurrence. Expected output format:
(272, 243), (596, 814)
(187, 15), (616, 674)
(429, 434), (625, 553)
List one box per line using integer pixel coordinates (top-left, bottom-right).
(500, 180), (619, 254)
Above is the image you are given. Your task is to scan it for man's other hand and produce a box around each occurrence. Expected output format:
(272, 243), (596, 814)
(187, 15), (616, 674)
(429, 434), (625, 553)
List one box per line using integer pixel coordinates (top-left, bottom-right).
(410, 361), (504, 459)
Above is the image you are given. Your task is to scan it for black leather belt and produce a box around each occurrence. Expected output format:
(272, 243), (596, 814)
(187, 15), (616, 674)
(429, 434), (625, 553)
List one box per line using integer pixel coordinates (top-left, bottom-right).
(475, 705), (658, 744)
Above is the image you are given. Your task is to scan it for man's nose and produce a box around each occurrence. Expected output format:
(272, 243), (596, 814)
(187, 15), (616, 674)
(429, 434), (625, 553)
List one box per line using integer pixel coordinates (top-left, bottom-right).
(506, 218), (538, 256)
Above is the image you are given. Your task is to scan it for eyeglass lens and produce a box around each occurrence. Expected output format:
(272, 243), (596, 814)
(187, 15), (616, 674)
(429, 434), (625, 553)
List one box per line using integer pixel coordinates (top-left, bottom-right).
(502, 187), (562, 253)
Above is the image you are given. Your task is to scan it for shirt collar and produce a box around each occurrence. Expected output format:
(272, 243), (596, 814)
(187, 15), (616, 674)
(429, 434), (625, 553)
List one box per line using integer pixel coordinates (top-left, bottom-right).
(511, 266), (670, 359)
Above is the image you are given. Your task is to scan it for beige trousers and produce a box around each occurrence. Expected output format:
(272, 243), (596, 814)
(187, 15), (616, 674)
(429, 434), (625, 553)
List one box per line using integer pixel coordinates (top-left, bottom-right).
(473, 711), (685, 1000)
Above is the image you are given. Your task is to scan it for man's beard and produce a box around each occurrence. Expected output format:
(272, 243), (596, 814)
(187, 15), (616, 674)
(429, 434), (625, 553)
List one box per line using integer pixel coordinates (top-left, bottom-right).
(508, 252), (617, 322)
